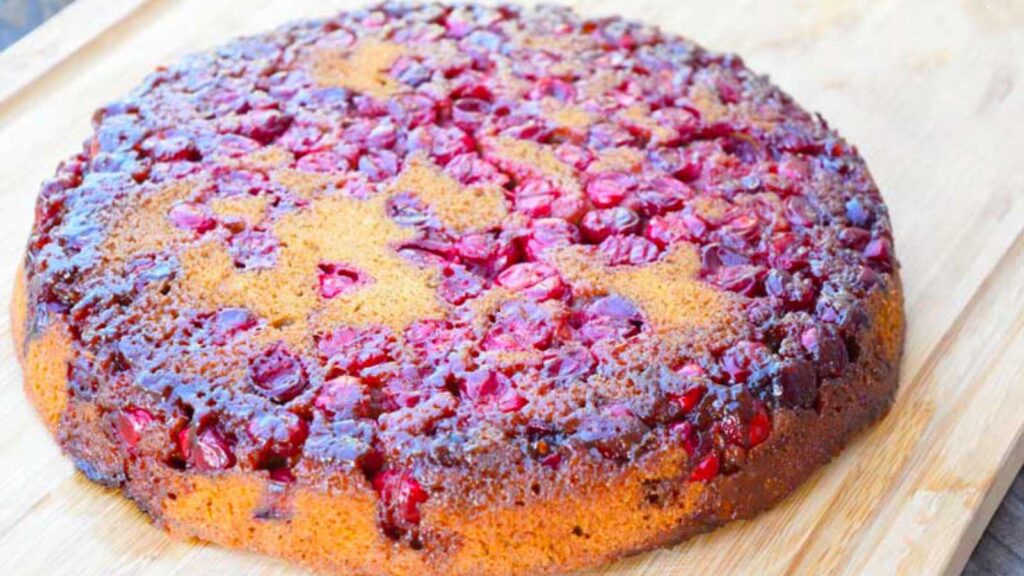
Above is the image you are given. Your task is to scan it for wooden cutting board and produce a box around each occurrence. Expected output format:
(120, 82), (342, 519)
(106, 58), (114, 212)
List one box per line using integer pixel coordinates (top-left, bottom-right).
(0, 0), (1021, 574)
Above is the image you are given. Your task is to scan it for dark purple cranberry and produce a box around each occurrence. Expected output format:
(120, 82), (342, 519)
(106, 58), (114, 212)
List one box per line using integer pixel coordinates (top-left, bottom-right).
(598, 235), (660, 266)
(114, 408), (153, 449)
(575, 408), (650, 460)
(581, 207), (641, 243)
(250, 343), (309, 403)
(801, 326), (848, 378)
(721, 340), (771, 383)
(246, 412), (310, 467)
(775, 360), (817, 408)
(863, 237), (894, 271)
(765, 269), (816, 310)
(178, 424), (236, 471)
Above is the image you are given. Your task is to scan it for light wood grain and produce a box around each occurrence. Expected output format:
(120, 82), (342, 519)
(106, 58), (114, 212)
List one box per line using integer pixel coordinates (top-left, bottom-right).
(0, 0), (1021, 575)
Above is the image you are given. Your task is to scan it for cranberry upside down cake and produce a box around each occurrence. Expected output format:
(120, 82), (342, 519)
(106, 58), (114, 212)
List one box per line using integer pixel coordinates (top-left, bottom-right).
(13, 3), (903, 575)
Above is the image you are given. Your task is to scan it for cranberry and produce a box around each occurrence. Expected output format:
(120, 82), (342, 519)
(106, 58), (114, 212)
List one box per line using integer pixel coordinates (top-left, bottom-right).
(358, 150), (400, 182)
(388, 93), (438, 128)
(700, 244), (750, 276)
(576, 295), (644, 343)
(776, 360), (817, 408)
(250, 343), (309, 403)
(228, 229), (277, 270)
(800, 326), (848, 378)
(671, 421), (697, 456)
(625, 177), (690, 217)
(765, 269), (815, 310)
(784, 196), (817, 228)
(498, 389), (528, 413)
(708, 265), (766, 297)
(318, 263), (368, 299)
(315, 375), (371, 419)
(317, 326), (394, 376)
(721, 340), (771, 383)
(114, 407), (153, 449)
(839, 227), (871, 250)
(645, 212), (708, 247)
(236, 109), (293, 144)
(298, 150), (350, 173)
(674, 385), (705, 413)
(439, 264), (485, 305)
(581, 207), (641, 243)
(483, 300), (557, 351)
(585, 172), (636, 208)
(246, 412), (309, 467)
(168, 202), (216, 234)
(178, 424), (236, 471)
(748, 404), (772, 447)
(863, 237), (893, 271)
(210, 307), (256, 344)
(599, 235), (660, 266)
(452, 98), (491, 129)
(542, 346), (595, 380)
(495, 263), (566, 301)
(524, 218), (580, 260)
(689, 452), (720, 482)
(373, 469), (429, 533)
(460, 369), (506, 404)
(575, 409), (650, 460)
(845, 198), (873, 227)
(141, 132), (200, 162)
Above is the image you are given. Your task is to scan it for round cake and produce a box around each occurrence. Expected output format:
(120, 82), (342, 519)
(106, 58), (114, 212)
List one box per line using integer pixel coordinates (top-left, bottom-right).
(13, 3), (904, 575)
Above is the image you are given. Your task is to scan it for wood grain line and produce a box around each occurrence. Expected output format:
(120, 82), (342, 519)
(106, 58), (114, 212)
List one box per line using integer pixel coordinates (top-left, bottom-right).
(784, 225), (1024, 575)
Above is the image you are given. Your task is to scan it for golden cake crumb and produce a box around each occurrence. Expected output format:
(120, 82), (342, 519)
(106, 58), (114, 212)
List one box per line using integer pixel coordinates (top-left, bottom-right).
(102, 182), (193, 264)
(210, 195), (268, 227)
(178, 195), (443, 335)
(242, 146), (295, 169)
(272, 170), (346, 200)
(490, 137), (580, 192)
(589, 147), (646, 174)
(388, 156), (507, 231)
(311, 40), (406, 99)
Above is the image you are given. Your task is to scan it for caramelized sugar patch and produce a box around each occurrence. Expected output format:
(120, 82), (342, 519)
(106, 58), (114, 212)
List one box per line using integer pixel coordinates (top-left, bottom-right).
(310, 40), (406, 99)
(388, 157), (507, 231)
(179, 195), (443, 336)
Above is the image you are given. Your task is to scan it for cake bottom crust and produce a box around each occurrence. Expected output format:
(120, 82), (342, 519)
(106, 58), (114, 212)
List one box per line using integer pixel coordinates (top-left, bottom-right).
(12, 265), (904, 576)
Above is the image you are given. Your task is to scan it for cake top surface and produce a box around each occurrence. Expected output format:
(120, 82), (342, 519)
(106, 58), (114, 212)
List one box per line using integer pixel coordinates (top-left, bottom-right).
(24, 2), (897, 545)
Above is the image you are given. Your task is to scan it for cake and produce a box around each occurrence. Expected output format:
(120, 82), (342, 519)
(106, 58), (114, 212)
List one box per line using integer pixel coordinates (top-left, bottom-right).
(12, 3), (904, 575)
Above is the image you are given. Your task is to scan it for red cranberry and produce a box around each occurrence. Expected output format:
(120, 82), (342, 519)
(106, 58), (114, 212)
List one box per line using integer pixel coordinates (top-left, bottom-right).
(246, 412), (310, 467)
(599, 235), (660, 266)
(318, 263), (368, 299)
(784, 196), (817, 228)
(495, 262), (566, 301)
(236, 109), (293, 144)
(645, 212), (708, 247)
(674, 385), (705, 413)
(700, 244), (750, 276)
(542, 346), (596, 380)
(839, 226), (872, 250)
(863, 237), (893, 271)
(575, 409), (650, 460)
(708, 265), (766, 297)
(114, 407), (153, 449)
(317, 326), (394, 376)
(178, 424), (236, 471)
(671, 421), (697, 456)
(529, 77), (576, 103)
(581, 207), (641, 243)
(585, 172), (636, 208)
(721, 340), (771, 383)
(748, 404), (771, 447)
(452, 98), (491, 129)
(776, 360), (817, 408)
(439, 264), (485, 305)
(168, 202), (216, 234)
(358, 150), (400, 182)
(404, 320), (471, 365)
(389, 93), (438, 128)
(460, 369), (506, 404)
(765, 269), (816, 310)
(483, 300), (558, 352)
(577, 295), (644, 343)
(250, 343), (309, 403)
(689, 452), (720, 482)
(315, 375), (371, 419)
(625, 177), (690, 217)
(373, 469), (429, 530)
(800, 326), (848, 378)
(539, 452), (563, 468)
(524, 218), (580, 260)
(497, 388), (528, 412)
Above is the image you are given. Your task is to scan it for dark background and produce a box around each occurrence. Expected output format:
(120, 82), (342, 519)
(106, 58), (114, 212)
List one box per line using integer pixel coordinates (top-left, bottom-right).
(1, 1), (1020, 574)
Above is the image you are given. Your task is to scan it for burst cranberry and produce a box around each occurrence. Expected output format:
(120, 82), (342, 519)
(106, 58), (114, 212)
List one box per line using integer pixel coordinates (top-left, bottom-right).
(748, 404), (771, 447)
(577, 295), (644, 343)
(315, 376), (371, 419)
(645, 211), (708, 247)
(689, 452), (720, 482)
(498, 389), (528, 413)
(250, 343), (309, 403)
(863, 237), (893, 271)
(708, 264), (766, 297)
(358, 150), (400, 182)
(114, 408), (153, 449)
(765, 269), (815, 310)
(575, 409), (650, 460)
(776, 360), (817, 408)
(800, 326), (848, 378)
(178, 424), (235, 471)
(483, 300), (557, 351)
(318, 263), (368, 299)
(585, 172), (635, 208)
(700, 244), (750, 276)
(439, 264), (485, 305)
(599, 235), (660, 266)
(839, 226), (872, 250)
(721, 340), (771, 383)
(674, 385), (705, 413)
(581, 207), (641, 243)
(495, 263), (566, 301)
(373, 469), (429, 531)
(543, 346), (596, 380)
(246, 412), (309, 467)
(671, 421), (697, 456)
(625, 177), (690, 216)
(460, 369), (506, 404)
(317, 326), (394, 376)
(452, 98), (491, 129)
(168, 202), (216, 234)
(784, 196), (817, 228)
(524, 218), (580, 260)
